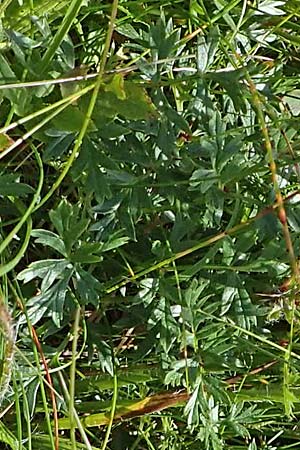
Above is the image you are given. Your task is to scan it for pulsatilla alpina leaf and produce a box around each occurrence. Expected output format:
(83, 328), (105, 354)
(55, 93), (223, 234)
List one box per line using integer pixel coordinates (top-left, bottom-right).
(49, 200), (90, 255)
(70, 242), (103, 264)
(31, 229), (66, 256)
(74, 267), (101, 305)
(24, 269), (73, 326)
(17, 259), (70, 291)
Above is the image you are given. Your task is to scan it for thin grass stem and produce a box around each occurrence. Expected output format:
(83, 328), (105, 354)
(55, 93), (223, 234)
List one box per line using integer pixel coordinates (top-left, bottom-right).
(35, 0), (119, 210)
(69, 306), (82, 450)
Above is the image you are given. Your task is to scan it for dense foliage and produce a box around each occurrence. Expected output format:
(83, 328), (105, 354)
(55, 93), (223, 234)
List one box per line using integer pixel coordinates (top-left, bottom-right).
(0, 0), (300, 449)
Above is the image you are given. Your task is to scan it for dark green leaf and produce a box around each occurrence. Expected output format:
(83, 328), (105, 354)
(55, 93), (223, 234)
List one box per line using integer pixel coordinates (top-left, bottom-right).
(26, 270), (72, 326)
(0, 174), (34, 196)
(31, 229), (66, 255)
(74, 267), (101, 306)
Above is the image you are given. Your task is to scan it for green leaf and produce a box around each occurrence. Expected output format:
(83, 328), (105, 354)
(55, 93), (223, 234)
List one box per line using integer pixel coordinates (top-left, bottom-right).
(283, 89), (300, 116)
(197, 26), (220, 72)
(207, 68), (247, 112)
(87, 325), (114, 376)
(106, 169), (138, 186)
(221, 286), (237, 316)
(0, 133), (14, 152)
(74, 267), (101, 306)
(59, 66), (89, 99)
(104, 73), (126, 100)
(91, 80), (157, 121)
(17, 259), (70, 291)
(70, 242), (103, 263)
(49, 200), (90, 254)
(185, 380), (201, 427)
(51, 105), (96, 133)
(117, 23), (141, 40)
(148, 297), (178, 354)
(134, 278), (159, 306)
(64, 217), (90, 254)
(97, 121), (130, 139)
(0, 174), (34, 197)
(234, 288), (257, 329)
(49, 199), (74, 237)
(26, 270), (72, 326)
(255, 0), (286, 15)
(31, 229), (67, 255)
(150, 16), (181, 59)
(72, 139), (111, 202)
(0, 54), (19, 104)
(189, 168), (217, 193)
(43, 133), (74, 162)
(98, 233), (130, 253)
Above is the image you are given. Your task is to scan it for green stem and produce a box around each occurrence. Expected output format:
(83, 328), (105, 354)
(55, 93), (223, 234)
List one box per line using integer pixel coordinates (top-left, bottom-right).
(11, 282), (56, 450)
(41, 0), (85, 72)
(36, 0), (119, 210)
(0, 146), (43, 276)
(101, 370), (118, 450)
(166, 239), (190, 391)
(12, 374), (23, 448)
(58, 371), (93, 450)
(69, 306), (82, 450)
(21, 374), (32, 450)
